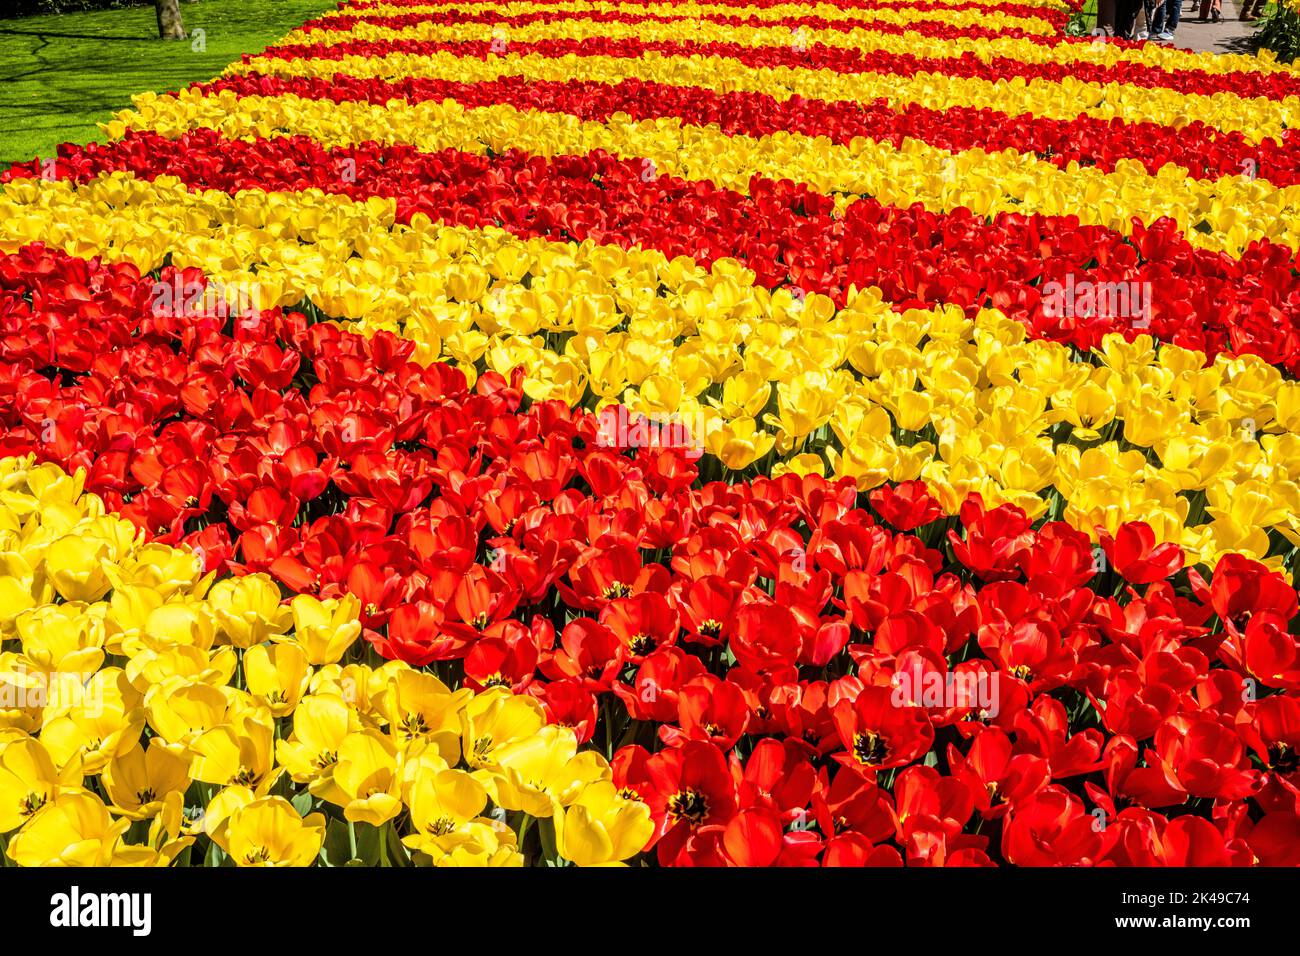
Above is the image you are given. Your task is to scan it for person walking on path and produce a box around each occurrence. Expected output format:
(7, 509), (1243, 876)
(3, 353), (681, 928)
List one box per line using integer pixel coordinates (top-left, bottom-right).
(1115, 0), (1146, 36)
(1195, 0), (1223, 22)
(1134, 0), (1162, 38)
(1149, 0), (1181, 39)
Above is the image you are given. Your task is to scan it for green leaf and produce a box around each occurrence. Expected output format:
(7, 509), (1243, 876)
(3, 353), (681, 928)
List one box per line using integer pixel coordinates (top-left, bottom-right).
(291, 791), (315, 817)
(319, 818), (352, 868)
(352, 821), (383, 866)
(204, 837), (228, 868)
(386, 821), (411, 867)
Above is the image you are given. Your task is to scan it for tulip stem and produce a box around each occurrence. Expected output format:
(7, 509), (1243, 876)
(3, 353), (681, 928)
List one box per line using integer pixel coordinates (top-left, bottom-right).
(602, 695), (616, 758)
(539, 815), (560, 866)
(348, 819), (357, 861)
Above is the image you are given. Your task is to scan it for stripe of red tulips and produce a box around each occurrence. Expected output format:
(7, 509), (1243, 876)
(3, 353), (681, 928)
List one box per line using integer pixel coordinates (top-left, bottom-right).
(337, 0), (1069, 24)
(12, 129), (1300, 375)
(196, 71), (1300, 188)
(249, 35), (1300, 105)
(298, 8), (1057, 43)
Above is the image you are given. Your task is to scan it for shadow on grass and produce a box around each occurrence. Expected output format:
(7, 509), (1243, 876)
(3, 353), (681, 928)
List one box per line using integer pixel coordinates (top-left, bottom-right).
(0, 28), (157, 41)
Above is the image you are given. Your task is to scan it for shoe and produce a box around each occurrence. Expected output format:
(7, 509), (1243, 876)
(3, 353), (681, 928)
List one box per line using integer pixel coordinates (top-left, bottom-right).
(1135, 29), (1149, 38)
(1211, 10), (1221, 20)
(1156, 30), (1176, 39)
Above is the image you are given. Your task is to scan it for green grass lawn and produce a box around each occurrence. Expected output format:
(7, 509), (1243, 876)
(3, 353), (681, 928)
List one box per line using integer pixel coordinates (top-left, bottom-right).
(0, 0), (337, 168)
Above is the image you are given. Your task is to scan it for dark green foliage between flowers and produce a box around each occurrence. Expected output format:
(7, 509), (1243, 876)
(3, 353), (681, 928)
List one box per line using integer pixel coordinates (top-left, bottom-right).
(1256, 3), (1300, 61)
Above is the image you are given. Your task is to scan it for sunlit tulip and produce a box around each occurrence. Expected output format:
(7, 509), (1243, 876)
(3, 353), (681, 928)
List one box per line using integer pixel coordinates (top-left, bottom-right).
(103, 739), (191, 820)
(212, 796), (326, 867)
(402, 758), (502, 859)
(554, 780), (654, 866)
(243, 641), (311, 717)
(15, 603), (105, 678)
(144, 680), (234, 750)
(289, 594), (363, 665)
(486, 725), (609, 817)
(276, 694), (355, 782)
(0, 735), (77, 833)
(189, 709), (280, 794)
(378, 669), (471, 762)
(460, 688), (547, 770)
(39, 668), (143, 774)
(208, 574), (294, 648)
(43, 535), (113, 603)
(6, 791), (131, 866)
(309, 731), (402, 825)
(433, 840), (523, 867)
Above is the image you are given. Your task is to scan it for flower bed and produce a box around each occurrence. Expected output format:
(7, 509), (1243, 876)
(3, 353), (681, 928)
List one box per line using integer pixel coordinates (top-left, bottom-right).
(1, 0), (1299, 867)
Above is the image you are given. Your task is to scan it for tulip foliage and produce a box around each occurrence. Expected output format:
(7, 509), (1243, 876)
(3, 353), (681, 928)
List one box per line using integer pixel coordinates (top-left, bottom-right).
(1, 0), (1300, 867)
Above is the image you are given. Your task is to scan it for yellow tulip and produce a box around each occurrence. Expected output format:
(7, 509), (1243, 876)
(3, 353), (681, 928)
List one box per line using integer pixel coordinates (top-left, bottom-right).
(142, 602), (217, 651)
(771, 452), (827, 478)
(460, 687), (545, 770)
(144, 680), (234, 750)
(15, 603), (105, 678)
(7, 791), (131, 866)
(243, 641), (310, 717)
(122, 541), (209, 597)
(39, 668), (143, 774)
(554, 780), (653, 866)
(125, 640), (237, 691)
(105, 583), (165, 655)
(208, 574), (293, 648)
(484, 725), (609, 817)
(0, 655), (45, 732)
(706, 417), (775, 471)
(277, 694), (355, 782)
(378, 668), (470, 762)
(0, 735), (77, 833)
(309, 731), (402, 825)
(1053, 381), (1117, 442)
(212, 796), (325, 867)
(189, 709), (280, 794)
(193, 785), (255, 839)
(0, 574), (40, 633)
(710, 369), (772, 420)
(142, 790), (196, 865)
(43, 535), (112, 603)
(402, 758), (502, 859)
(311, 662), (387, 723)
(103, 739), (191, 820)
(289, 593), (362, 665)
(433, 840), (523, 867)
(1154, 435), (1234, 492)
